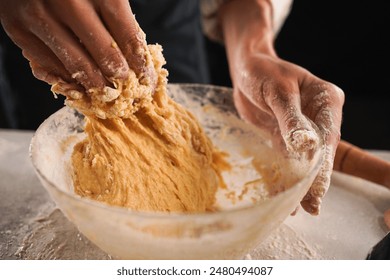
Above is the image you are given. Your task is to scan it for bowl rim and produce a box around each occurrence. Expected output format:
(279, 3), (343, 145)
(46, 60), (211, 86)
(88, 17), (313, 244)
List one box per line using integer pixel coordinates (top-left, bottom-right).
(29, 83), (325, 220)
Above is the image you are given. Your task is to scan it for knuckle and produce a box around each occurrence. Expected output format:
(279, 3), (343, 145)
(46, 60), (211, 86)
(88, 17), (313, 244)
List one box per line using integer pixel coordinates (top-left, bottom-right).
(328, 84), (345, 105)
(66, 0), (80, 10)
(64, 0), (93, 18)
(99, 0), (133, 18)
(71, 62), (104, 88)
(260, 78), (277, 104)
(123, 33), (144, 55)
(318, 82), (345, 104)
(309, 82), (344, 112)
(99, 0), (120, 13)
(98, 51), (129, 78)
(21, 2), (46, 23)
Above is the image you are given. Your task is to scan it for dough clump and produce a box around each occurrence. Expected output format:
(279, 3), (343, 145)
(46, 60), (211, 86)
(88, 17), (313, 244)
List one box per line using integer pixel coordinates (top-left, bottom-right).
(53, 44), (228, 213)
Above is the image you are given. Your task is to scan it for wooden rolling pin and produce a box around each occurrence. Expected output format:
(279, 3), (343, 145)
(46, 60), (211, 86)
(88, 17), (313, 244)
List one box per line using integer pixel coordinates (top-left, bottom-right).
(334, 140), (390, 189)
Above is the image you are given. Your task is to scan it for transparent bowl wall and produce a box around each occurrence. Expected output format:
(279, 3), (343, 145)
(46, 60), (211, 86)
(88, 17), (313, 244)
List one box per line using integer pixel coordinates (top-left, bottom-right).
(30, 84), (324, 259)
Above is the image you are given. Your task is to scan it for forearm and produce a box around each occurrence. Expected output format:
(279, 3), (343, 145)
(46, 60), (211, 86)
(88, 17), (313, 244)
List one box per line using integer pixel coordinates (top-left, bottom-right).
(219, 0), (276, 80)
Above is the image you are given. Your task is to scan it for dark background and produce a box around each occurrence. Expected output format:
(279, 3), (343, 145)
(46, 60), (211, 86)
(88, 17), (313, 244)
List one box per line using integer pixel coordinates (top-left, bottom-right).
(275, 0), (390, 150)
(1, 0), (389, 150)
(208, 0), (390, 150)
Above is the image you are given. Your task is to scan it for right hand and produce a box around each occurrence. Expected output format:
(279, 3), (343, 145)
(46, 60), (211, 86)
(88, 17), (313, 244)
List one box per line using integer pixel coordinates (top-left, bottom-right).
(0, 0), (156, 93)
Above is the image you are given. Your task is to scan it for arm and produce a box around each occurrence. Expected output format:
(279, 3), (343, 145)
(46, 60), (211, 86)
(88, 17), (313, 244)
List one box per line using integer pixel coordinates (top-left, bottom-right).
(219, 0), (345, 215)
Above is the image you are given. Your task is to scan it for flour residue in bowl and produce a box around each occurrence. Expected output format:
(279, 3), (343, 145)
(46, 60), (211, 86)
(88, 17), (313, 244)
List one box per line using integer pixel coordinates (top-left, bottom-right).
(169, 92), (311, 211)
(52, 37), (230, 213)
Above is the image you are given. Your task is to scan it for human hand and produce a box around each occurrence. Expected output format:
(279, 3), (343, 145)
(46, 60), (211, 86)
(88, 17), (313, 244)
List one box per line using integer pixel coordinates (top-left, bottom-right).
(231, 51), (344, 215)
(220, 0), (344, 215)
(0, 0), (156, 94)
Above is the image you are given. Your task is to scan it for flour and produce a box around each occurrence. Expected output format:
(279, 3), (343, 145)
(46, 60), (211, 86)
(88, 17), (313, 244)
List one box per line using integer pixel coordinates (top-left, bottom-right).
(251, 223), (323, 259)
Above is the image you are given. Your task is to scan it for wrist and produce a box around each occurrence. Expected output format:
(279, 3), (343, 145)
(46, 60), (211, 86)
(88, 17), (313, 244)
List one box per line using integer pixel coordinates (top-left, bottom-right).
(219, 0), (277, 60)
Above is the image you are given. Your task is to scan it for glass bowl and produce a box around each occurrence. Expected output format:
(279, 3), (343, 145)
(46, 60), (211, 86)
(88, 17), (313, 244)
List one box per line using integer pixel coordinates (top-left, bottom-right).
(30, 84), (324, 259)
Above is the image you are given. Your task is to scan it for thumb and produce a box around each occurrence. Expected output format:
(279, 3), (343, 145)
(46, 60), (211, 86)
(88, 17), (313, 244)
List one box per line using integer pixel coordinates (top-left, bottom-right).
(264, 90), (320, 153)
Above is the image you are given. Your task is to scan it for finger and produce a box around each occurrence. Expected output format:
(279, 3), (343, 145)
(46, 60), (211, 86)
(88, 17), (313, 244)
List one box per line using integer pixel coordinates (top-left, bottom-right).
(22, 3), (106, 90)
(1, 19), (68, 81)
(98, 0), (157, 83)
(233, 89), (278, 131)
(2, 22), (83, 94)
(262, 86), (319, 153)
(18, 35), (71, 83)
(234, 89), (297, 158)
(49, 0), (129, 81)
(30, 62), (86, 101)
(300, 84), (345, 215)
(301, 145), (334, 215)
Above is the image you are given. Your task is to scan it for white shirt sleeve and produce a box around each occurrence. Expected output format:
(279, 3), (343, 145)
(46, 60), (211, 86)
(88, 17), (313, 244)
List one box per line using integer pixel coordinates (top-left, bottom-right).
(200, 0), (294, 43)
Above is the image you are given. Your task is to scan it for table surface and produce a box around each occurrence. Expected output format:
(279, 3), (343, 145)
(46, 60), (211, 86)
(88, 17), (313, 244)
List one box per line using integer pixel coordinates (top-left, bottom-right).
(1, 129), (390, 260)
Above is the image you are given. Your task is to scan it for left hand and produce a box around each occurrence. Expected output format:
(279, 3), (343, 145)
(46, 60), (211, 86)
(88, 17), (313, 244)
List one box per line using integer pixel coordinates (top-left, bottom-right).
(231, 50), (345, 215)
(220, 0), (345, 215)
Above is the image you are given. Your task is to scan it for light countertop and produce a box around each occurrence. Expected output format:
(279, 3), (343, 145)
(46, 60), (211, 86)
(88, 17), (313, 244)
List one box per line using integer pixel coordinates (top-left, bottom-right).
(1, 129), (390, 260)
